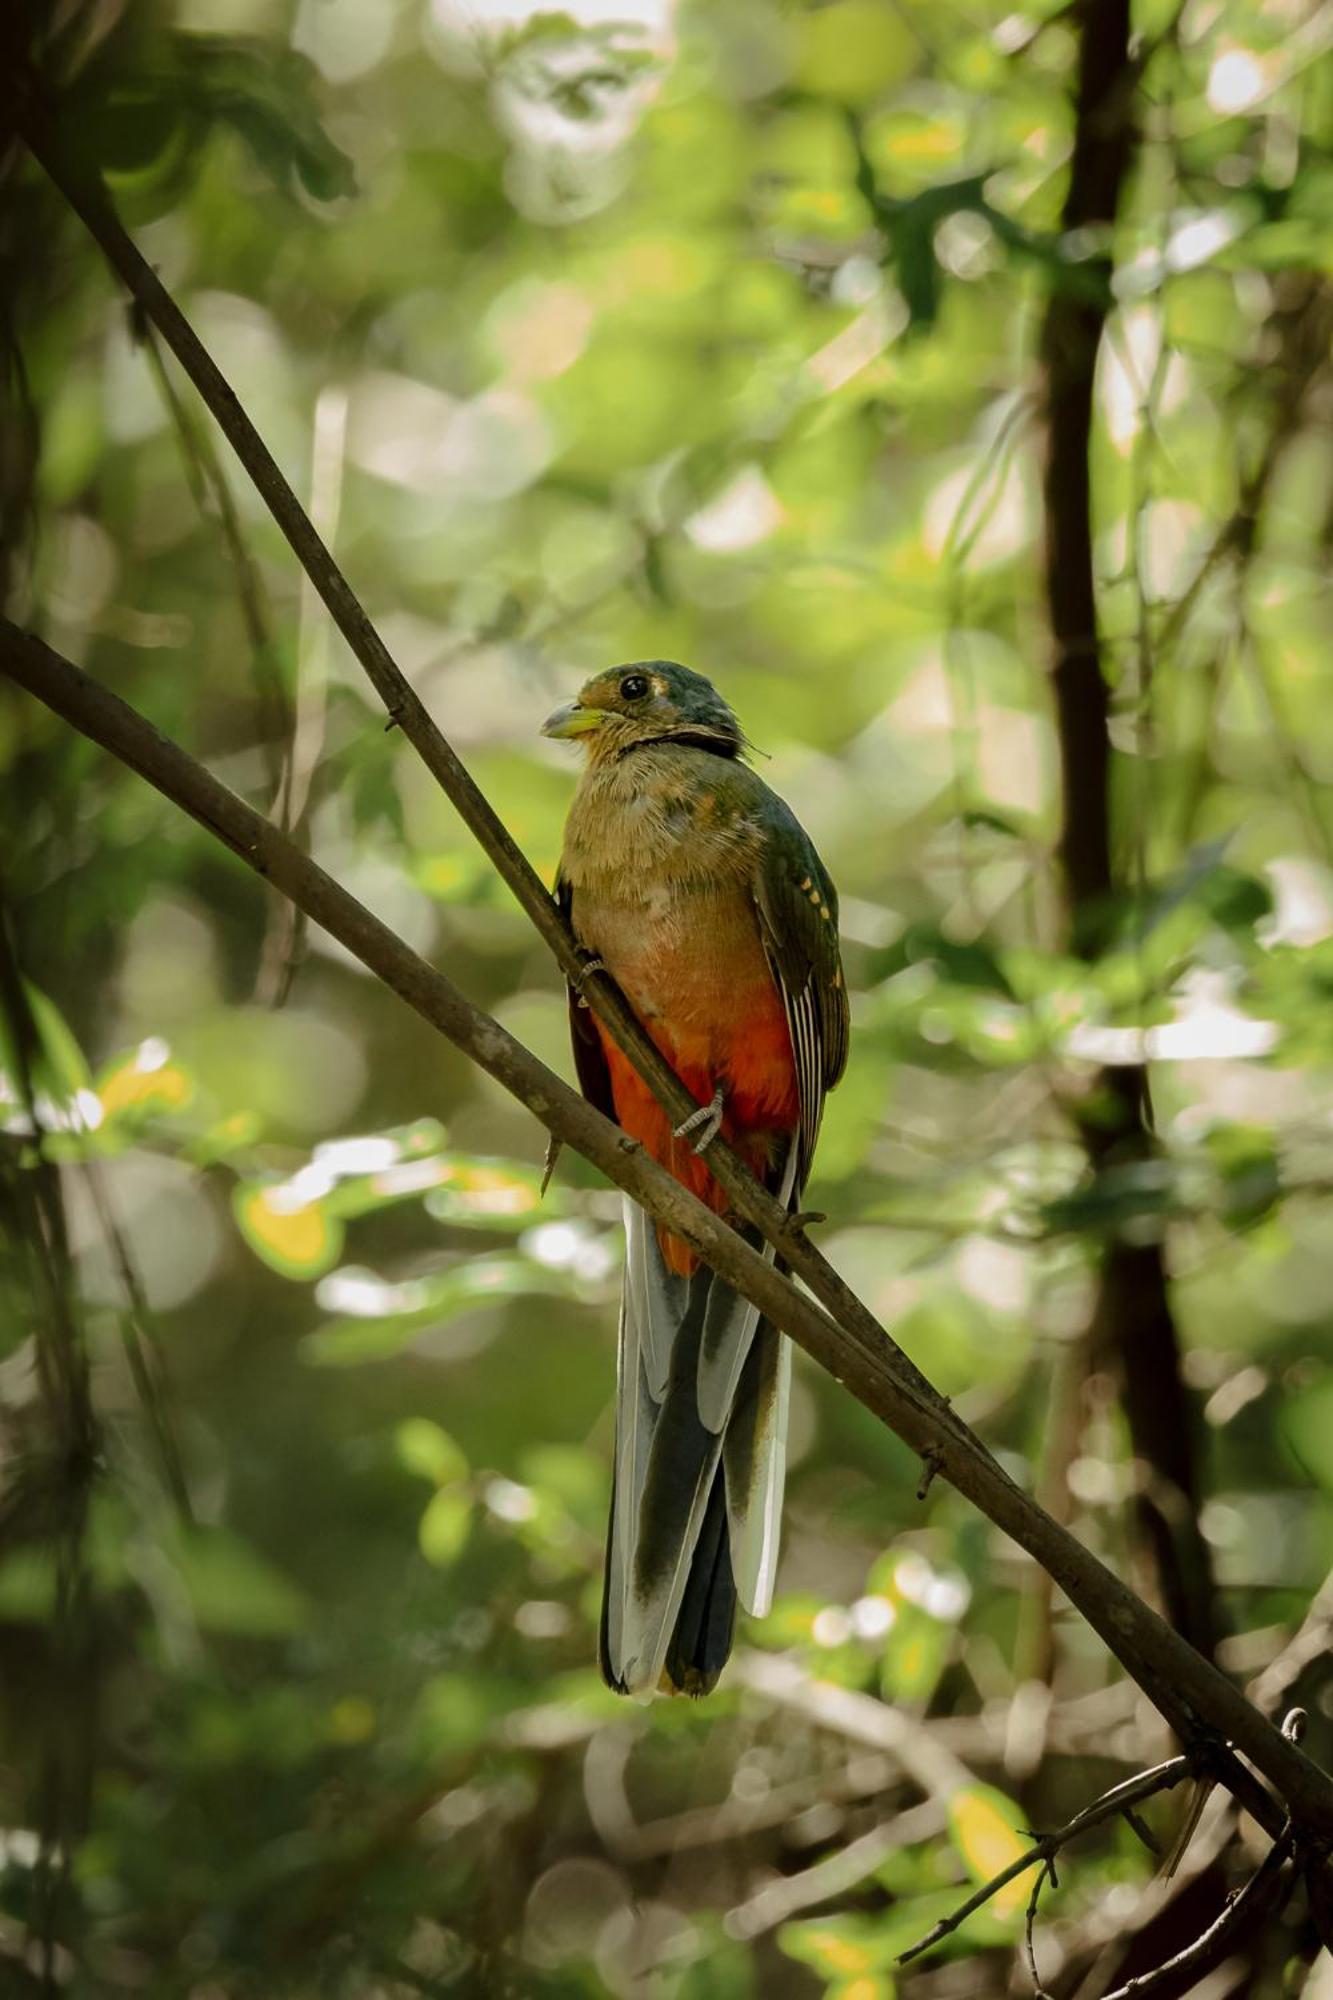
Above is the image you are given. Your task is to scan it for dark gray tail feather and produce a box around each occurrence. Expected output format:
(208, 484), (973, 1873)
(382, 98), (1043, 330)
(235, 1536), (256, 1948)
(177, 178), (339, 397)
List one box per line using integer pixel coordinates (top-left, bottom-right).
(662, 1467), (736, 1695)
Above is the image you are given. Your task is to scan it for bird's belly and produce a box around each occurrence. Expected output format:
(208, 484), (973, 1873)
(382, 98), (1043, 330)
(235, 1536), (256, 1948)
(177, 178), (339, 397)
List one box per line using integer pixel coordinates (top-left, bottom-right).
(573, 883), (799, 1138)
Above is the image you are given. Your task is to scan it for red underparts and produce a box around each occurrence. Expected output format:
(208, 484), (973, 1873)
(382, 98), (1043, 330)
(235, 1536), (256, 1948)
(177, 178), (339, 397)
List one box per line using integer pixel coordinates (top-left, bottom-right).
(598, 976), (800, 1277)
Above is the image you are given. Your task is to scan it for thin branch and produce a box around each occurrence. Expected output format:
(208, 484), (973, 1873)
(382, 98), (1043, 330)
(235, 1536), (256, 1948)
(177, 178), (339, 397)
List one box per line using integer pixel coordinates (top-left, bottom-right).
(725, 1800), (946, 1940)
(7, 622), (1333, 1845)
(254, 380), (350, 1006)
(1098, 1821), (1297, 2000)
(898, 1756), (1195, 1966)
(0, 912), (98, 1984)
(137, 314), (291, 793)
(598, 1747), (905, 1865)
(1024, 1857), (1055, 2000)
(733, 1650), (987, 1805)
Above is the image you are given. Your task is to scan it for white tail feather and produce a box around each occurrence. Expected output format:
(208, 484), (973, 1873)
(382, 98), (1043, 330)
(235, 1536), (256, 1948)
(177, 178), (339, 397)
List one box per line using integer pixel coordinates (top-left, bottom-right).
(726, 1334), (791, 1616)
(695, 1138), (798, 1431)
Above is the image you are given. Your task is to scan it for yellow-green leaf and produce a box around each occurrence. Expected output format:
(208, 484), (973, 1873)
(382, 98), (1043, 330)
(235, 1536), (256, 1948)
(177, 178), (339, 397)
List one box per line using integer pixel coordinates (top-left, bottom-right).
(99, 1048), (194, 1118)
(235, 1185), (343, 1277)
(396, 1417), (469, 1488)
(419, 1487), (472, 1567)
(795, 0), (916, 105)
(947, 1785), (1035, 1917)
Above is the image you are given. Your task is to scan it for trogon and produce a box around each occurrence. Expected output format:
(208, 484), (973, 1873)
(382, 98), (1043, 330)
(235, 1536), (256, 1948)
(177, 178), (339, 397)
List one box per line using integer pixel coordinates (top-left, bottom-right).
(544, 662), (848, 1696)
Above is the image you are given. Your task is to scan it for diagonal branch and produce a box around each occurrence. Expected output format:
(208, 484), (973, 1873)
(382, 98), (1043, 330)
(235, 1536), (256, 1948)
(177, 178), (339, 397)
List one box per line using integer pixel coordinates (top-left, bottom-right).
(9, 72), (948, 1427)
(7, 620), (1333, 1844)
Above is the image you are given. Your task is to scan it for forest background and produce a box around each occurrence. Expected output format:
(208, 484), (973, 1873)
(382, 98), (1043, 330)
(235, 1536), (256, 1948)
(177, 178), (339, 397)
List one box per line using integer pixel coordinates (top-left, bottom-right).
(2, 0), (1333, 1993)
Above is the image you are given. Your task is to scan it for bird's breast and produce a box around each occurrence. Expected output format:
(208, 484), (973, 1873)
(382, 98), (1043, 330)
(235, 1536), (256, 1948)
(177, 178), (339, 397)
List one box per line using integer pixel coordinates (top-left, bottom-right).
(570, 871), (797, 1134)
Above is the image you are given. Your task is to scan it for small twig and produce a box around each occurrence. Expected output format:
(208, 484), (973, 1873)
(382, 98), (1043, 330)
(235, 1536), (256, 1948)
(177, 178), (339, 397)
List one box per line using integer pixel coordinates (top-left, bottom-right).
(1160, 1773), (1214, 1880)
(255, 380), (350, 1008)
(917, 1447), (944, 1502)
(898, 1756), (1195, 1965)
(1025, 1858), (1055, 2000)
(539, 1133), (563, 1199)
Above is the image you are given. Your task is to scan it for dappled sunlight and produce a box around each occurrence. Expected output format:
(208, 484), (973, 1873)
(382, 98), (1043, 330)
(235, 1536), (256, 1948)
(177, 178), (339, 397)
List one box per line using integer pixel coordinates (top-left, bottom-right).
(5, 0), (1332, 1986)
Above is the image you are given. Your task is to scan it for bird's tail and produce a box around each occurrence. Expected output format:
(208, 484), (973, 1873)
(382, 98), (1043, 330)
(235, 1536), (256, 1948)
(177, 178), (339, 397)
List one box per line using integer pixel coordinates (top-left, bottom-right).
(599, 1172), (794, 1698)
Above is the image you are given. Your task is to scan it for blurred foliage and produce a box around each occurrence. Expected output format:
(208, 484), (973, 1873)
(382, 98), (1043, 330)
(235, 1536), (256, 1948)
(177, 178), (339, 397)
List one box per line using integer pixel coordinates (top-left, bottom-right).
(2, 0), (1332, 1991)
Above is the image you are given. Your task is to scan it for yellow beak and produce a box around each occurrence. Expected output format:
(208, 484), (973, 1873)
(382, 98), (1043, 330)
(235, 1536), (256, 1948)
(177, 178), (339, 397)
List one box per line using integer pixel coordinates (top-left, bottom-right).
(541, 701), (607, 740)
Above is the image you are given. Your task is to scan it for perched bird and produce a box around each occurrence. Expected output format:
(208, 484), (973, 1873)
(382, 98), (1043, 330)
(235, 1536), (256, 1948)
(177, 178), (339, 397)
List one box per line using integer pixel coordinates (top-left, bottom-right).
(544, 662), (848, 1696)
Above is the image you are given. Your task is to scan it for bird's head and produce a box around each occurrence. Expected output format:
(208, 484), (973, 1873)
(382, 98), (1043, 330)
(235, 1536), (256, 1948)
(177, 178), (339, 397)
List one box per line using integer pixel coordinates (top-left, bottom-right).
(541, 661), (744, 765)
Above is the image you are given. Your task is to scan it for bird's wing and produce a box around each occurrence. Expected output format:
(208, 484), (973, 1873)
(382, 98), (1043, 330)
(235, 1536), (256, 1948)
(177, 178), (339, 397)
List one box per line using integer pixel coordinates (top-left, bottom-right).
(752, 803), (849, 1189)
(710, 806), (847, 1622)
(557, 873), (616, 1120)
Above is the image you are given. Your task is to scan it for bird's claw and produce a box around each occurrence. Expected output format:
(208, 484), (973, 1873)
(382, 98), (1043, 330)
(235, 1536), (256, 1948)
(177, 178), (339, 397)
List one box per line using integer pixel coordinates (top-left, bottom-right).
(573, 957), (606, 1008)
(674, 1086), (724, 1155)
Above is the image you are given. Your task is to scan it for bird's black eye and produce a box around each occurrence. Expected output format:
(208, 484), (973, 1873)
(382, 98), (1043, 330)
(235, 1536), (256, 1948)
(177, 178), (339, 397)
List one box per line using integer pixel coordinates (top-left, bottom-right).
(620, 673), (650, 701)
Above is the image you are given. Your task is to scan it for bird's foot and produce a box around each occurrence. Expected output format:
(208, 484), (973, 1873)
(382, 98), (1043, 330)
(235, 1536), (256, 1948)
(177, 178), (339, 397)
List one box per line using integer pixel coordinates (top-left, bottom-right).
(573, 957), (606, 1007)
(674, 1085), (725, 1155)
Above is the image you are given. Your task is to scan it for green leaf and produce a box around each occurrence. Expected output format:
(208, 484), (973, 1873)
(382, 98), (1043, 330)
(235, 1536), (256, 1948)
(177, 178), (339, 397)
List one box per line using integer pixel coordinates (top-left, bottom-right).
(71, 34), (354, 204)
(0, 983), (91, 1106)
(1282, 1371), (1333, 1488)
(167, 1526), (308, 1637)
(518, 1443), (605, 1526)
(880, 1603), (952, 1703)
(420, 1158), (548, 1228)
(419, 1488), (473, 1567)
(302, 1256), (572, 1366)
(396, 1418), (470, 1488)
(796, 0), (916, 105)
